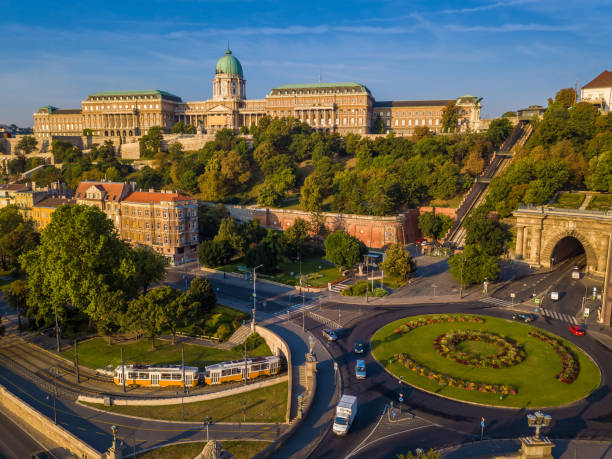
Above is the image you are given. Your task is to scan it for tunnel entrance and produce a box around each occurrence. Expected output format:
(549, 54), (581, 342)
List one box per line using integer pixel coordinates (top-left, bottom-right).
(551, 236), (585, 265)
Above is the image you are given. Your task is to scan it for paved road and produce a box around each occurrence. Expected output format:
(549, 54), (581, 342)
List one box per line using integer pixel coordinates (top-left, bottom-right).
(0, 409), (50, 459)
(309, 301), (612, 458)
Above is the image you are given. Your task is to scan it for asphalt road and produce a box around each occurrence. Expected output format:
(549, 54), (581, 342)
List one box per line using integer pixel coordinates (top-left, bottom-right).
(0, 409), (50, 459)
(309, 301), (612, 458)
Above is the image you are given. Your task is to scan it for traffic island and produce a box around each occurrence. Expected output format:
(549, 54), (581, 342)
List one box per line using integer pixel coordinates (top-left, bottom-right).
(371, 314), (601, 408)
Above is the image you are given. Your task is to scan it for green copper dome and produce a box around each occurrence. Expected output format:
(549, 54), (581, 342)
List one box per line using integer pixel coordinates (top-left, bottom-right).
(215, 49), (243, 77)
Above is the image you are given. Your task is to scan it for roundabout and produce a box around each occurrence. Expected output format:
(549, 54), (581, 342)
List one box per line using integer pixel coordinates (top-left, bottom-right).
(371, 314), (601, 408)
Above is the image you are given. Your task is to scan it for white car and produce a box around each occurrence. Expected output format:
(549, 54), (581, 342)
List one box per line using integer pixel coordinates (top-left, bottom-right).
(355, 360), (366, 380)
(550, 291), (559, 301)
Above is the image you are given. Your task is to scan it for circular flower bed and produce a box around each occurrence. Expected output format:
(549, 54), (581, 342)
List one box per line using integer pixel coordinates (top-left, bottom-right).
(394, 352), (518, 395)
(434, 330), (526, 368)
(394, 315), (484, 335)
(529, 330), (580, 384)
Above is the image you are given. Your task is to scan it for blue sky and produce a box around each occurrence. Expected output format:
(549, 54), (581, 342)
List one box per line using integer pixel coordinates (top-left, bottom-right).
(1, 0), (610, 126)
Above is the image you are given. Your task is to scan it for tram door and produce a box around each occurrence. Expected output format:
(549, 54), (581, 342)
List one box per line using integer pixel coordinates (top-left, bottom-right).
(185, 373), (192, 386)
(151, 373), (160, 386)
(211, 371), (220, 384)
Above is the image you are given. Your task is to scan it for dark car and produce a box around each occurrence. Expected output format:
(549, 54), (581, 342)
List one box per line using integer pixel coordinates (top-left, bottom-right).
(512, 313), (535, 323)
(354, 341), (365, 354)
(322, 328), (338, 341)
(568, 325), (585, 336)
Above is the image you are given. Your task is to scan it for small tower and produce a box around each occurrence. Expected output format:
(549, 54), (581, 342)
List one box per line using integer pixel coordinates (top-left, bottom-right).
(212, 47), (246, 101)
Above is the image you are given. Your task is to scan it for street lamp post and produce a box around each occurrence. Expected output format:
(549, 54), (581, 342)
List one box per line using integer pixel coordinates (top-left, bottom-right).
(53, 303), (60, 352)
(203, 416), (212, 442)
(526, 411), (552, 441)
(251, 264), (264, 331)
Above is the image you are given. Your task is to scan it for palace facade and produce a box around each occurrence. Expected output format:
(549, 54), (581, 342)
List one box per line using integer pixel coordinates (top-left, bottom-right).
(33, 48), (483, 139)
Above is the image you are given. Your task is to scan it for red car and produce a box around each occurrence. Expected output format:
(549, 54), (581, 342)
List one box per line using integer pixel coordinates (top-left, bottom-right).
(568, 325), (585, 336)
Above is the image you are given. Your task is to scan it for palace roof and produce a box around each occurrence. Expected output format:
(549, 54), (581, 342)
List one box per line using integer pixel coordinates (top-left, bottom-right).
(373, 100), (452, 108)
(271, 82), (371, 94)
(582, 70), (612, 89)
(215, 49), (244, 77)
(86, 90), (182, 102)
(75, 181), (131, 201)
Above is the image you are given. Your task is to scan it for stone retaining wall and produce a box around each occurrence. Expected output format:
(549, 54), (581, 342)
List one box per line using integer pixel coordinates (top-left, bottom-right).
(0, 382), (102, 458)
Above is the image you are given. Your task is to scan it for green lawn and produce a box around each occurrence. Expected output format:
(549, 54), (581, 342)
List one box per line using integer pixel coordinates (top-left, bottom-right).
(269, 257), (341, 287)
(62, 337), (271, 370)
(85, 382), (287, 423)
(371, 314), (600, 408)
(180, 304), (249, 338)
(429, 195), (463, 209)
(138, 441), (270, 459)
(586, 194), (612, 211)
(550, 192), (585, 209)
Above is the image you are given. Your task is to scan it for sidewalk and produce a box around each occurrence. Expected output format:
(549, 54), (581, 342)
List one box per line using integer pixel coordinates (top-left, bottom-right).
(440, 438), (612, 458)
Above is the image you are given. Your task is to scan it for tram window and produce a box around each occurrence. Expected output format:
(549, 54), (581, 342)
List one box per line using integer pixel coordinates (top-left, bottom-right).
(251, 364), (260, 371)
(172, 374), (182, 380)
(161, 373), (172, 380)
(138, 373), (149, 379)
(128, 372), (137, 379)
(205, 371), (210, 377)
(230, 368), (240, 375)
(222, 369), (230, 376)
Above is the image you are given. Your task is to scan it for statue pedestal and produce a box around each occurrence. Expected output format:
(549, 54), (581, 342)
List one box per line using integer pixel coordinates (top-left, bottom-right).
(519, 437), (554, 459)
(107, 440), (123, 459)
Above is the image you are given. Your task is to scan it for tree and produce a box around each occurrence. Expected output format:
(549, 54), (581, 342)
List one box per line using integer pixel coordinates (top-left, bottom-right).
(198, 239), (234, 267)
(380, 243), (415, 279)
(397, 448), (441, 459)
(245, 230), (287, 274)
(52, 139), (82, 163)
(5, 280), (29, 331)
(124, 286), (180, 349)
(411, 126), (432, 142)
(131, 248), (168, 293)
(441, 101), (459, 133)
(486, 118), (513, 148)
(186, 277), (216, 315)
(19, 204), (136, 333)
(300, 171), (331, 212)
(464, 209), (510, 257)
(418, 212), (453, 241)
(554, 88), (577, 109)
(198, 203), (230, 241)
(139, 126), (164, 158)
(283, 218), (311, 258)
(373, 116), (386, 134)
(502, 111), (517, 118)
(170, 121), (196, 134)
(449, 244), (500, 285)
(0, 205), (39, 271)
(324, 230), (367, 271)
(214, 217), (246, 255)
(16, 135), (38, 155)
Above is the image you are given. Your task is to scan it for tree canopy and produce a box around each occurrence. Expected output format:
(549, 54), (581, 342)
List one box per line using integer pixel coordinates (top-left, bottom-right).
(324, 230), (367, 271)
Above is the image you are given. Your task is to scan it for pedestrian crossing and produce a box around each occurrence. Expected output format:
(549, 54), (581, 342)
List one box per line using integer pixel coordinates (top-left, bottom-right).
(480, 297), (515, 307)
(540, 308), (578, 325)
(329, 279), (351, 293)
(272, 302), (318, 321)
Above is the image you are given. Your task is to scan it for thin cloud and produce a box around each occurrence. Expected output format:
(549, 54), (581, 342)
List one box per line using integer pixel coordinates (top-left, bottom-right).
(444, 23), (579, 32)
(438, 0), (537, 15)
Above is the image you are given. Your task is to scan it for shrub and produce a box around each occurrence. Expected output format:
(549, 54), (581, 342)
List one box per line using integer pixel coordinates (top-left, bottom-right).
(216, 323), (232, 340)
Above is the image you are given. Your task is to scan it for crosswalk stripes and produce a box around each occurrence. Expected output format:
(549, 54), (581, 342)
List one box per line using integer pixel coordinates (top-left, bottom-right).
(480, 297), (514, 307)
(329, 279), (352, 293)
(540, 308), (578, 325)
(272, 302), (318, 321)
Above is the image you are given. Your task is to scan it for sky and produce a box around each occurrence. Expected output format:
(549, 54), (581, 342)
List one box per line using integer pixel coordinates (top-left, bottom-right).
(1, 0), (610, 127)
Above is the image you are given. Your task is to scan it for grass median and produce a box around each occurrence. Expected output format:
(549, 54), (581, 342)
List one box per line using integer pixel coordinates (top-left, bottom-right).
(62, 337), (271, 370)
(83, 381), (288, 423)
(371, 314), (600, 408)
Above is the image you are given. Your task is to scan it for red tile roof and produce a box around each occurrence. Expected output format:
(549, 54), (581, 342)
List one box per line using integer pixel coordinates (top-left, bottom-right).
(123, 191), (193, 204)
(75, 181), (129, 201)
(582, 70), (612, 89)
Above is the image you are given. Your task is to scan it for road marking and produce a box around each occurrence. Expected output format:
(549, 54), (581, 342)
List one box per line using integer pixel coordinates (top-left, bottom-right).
(480, 297), (513, 307)
(346, 424), (435, 458)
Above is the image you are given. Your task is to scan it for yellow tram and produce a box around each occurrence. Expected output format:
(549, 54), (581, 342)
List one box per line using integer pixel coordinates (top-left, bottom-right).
(204, 356), (281, 385)
(113, 364), (199, 388)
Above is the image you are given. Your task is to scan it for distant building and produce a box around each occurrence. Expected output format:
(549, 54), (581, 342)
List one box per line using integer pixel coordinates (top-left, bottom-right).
(32, 197), (75, 229)
(74, 181), (134, 228)
(517, 105), (546, 121)
(33, 48), (483, 140)
(581, 70), (612, 113)
(0, 181), (67, 220)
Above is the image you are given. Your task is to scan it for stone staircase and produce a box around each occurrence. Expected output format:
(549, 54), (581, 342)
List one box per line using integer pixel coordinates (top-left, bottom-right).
(226, 325), (252, 347)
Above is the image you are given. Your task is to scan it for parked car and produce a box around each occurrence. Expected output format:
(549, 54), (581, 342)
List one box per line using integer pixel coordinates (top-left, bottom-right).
(354, 341), (365, 354)
(550, 290), (559, 301)
(568, 325), (585, 336)
(323, 328), (338, 341)
(512, 313), (536, 323)
(355, 360), (366, 380)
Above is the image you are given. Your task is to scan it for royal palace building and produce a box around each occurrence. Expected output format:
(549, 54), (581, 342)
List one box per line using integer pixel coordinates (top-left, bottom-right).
(33, 48), (482, 139)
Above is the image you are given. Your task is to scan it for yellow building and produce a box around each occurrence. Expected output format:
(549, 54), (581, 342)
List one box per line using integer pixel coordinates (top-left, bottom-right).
(33, 48), (483, 139)
(32, 197), (75, 230)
